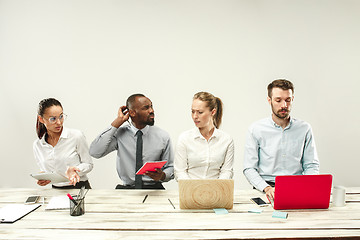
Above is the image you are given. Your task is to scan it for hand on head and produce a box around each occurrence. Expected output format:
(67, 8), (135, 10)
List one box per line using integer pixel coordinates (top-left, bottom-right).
(111, 106), (130, 128)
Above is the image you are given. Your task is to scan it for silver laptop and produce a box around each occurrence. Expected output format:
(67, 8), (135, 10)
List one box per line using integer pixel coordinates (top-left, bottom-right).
(178, 179), (234, 209)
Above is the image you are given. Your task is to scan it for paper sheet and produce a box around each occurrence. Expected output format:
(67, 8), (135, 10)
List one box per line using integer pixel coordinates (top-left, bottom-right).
(45, 196), (70, 210)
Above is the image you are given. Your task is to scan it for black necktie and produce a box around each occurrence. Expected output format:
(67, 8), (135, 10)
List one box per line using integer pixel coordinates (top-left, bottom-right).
(135, 130), (143, 189)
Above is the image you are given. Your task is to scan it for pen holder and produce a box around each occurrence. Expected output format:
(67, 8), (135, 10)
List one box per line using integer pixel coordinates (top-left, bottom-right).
(70, 195), (85, 216)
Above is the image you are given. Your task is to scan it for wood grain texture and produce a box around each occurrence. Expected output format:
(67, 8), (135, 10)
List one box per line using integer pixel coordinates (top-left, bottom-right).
(178, 179), (234, 209)
(0, 187), (360, 239)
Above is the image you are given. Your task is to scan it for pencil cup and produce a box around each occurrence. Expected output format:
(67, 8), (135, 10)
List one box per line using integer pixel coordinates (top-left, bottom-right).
(332, 186), (346, 207)
(70, 196), (85, 216)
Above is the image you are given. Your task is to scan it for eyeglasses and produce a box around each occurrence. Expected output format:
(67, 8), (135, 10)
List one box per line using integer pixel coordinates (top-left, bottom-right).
(46, 114), (67, 124)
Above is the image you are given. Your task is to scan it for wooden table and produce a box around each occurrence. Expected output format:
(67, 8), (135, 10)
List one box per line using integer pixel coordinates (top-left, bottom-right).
(0, 187), (360, 239)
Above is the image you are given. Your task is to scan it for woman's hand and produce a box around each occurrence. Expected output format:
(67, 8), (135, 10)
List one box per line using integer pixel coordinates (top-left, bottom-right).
(37, 180), (51, 186)
(66, 166), (81, 186)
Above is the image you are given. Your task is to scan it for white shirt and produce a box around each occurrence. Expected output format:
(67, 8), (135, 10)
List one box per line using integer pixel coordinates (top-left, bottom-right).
(174, 128), (234, 180)
(33, 127), (93, 186)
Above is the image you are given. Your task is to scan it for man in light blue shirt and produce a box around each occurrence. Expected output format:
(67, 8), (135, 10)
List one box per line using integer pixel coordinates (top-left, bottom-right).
(90, 94), (174, 189)
(243, 79), (319, 200)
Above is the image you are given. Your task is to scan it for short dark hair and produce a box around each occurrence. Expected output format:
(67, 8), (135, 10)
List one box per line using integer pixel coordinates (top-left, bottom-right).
(267, 79), (294, 97)
(126, 94), (145, 109)
(36, 98), (62, 139)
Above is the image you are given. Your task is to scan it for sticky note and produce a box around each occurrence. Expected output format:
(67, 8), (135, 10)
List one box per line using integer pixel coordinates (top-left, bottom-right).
(248, 209), (263, 214)
(213, 208), (229, 215)
(272, 211), (288, 219)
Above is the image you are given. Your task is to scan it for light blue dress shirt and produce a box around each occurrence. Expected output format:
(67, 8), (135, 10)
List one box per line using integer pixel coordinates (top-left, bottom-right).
(243, 116), (319, 191)
(89, 123), (174, 186)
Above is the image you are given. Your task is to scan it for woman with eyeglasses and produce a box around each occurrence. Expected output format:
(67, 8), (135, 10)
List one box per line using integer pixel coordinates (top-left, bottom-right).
(33, 98), (93, 189)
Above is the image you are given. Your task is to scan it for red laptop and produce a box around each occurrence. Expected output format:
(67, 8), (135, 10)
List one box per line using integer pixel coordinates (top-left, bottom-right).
(273, 174), (333, 210)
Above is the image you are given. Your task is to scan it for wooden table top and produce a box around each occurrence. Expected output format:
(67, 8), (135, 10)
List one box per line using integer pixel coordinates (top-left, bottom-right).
(1, 187), (360, 239)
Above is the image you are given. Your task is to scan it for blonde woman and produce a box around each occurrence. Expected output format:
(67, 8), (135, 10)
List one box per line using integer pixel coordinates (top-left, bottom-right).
(175, 92), (234, 179)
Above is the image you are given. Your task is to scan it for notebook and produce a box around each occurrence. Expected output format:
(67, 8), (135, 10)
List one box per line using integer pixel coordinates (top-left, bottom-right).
(272, 174), (333, 210)
(178, 179), (234, 209)
(0, 204), (41, 223)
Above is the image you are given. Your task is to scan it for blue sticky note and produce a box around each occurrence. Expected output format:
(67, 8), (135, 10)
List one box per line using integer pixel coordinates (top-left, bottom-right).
(272, 211), (288, 219)
(248, 209), (263, 214)
(213, 208), (229, 215)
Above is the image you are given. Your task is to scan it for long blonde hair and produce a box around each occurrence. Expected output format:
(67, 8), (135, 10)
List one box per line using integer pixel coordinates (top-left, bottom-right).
(193, 92), (223, 128)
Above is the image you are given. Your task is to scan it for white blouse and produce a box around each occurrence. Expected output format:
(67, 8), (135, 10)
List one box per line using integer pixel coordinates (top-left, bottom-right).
(33, 127), (93, 186)
(174, 128), (234, 180)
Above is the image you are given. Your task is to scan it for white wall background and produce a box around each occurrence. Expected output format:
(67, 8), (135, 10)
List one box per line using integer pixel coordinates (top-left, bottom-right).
(0, 0), (359, 189)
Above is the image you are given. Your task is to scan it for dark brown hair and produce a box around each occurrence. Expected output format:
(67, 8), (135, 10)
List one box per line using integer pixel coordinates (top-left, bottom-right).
(36, 98), (62, 139)
(267, 79), (294, 98)
(193, 92), (223, 129)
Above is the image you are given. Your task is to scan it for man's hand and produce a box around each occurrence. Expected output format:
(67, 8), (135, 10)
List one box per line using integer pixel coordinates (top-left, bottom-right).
(111, 106), (130, 128)
(264, 186), (275, 202)
(145, 168), (166, 182)
(66, 166), (81, 186)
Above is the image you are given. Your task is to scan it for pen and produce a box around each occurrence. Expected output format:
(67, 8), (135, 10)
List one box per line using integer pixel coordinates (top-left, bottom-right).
(168, 198), (175, 209)
(67, 193), (77, 205)
(142, 194), (148, 203)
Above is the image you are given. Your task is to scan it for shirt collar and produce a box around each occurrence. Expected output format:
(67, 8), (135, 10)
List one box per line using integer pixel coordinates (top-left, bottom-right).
(40, 127), (68, 145)
(269, 115), (293, 129)
(60, 127), (69, 138)
(129, 123), (150, 136)
(193, 127), (219, 140)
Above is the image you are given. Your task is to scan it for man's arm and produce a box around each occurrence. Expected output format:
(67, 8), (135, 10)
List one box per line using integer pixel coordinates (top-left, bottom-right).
(89, 106), (128, 158)
(243, 129), (270, 191)
(160, 137), (174, 182)
(302, 127), (320, 174)
(89, 126), (118, 158)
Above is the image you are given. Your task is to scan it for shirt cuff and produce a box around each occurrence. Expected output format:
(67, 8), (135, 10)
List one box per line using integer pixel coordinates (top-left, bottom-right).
(258, 181), (270, 192)
(162, 171), (174, 182)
